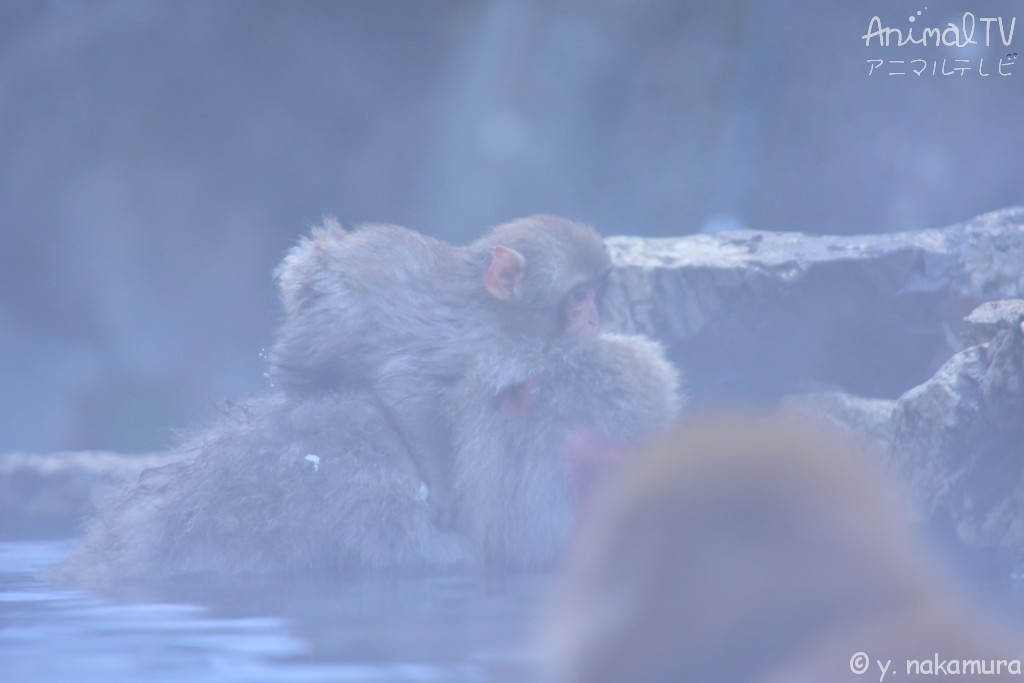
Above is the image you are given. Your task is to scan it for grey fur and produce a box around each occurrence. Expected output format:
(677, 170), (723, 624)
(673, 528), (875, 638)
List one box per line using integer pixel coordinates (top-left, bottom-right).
(269, 215), (611, 390)
(268, 215), (613, 516)
(53, 333), (680, 585)
(450, 334), (681, 568)
(54, 390), (474, 584)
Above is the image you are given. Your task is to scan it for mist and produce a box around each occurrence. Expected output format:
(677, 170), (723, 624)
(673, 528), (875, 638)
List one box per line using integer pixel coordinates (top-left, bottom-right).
(1, 0), (1021, 452)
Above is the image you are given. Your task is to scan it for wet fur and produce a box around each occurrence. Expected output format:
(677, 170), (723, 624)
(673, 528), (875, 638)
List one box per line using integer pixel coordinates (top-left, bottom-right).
(546, 415), (1024, 683)
(54, 334), (680, 584)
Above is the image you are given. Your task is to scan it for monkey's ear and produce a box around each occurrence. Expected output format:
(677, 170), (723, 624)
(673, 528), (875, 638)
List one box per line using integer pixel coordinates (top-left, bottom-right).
(484, 246), (527, 301)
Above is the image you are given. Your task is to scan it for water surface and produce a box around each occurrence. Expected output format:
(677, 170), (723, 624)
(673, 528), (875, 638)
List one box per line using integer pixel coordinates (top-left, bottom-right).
(0, 540), (549, 683)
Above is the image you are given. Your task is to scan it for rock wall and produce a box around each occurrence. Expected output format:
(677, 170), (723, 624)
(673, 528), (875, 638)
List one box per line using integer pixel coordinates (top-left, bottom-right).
(606, 206), (1024, 401)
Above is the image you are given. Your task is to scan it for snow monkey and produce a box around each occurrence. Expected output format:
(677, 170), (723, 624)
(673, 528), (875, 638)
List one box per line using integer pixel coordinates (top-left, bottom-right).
(54, 333), (679, 584)
(545, 414), (1024, 683)
(269, 215), (614, 520)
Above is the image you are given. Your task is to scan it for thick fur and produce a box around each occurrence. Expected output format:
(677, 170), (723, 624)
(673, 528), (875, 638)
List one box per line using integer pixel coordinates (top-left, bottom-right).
(54, 391), (474, 584)
(269, 214), (611, 390)
(449, 334), (681, 568)
(268, 215), (613, 517)
(54, 334), (680, 585)
(545, 415), (1024, 683)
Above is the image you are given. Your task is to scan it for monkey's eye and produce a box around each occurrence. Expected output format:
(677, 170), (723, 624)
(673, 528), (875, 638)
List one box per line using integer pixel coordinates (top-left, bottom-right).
(567, 285), (593, 306)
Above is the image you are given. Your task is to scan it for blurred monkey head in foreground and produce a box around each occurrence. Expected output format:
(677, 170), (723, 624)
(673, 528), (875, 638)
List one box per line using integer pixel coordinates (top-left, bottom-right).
(545, 414), (1023, 683)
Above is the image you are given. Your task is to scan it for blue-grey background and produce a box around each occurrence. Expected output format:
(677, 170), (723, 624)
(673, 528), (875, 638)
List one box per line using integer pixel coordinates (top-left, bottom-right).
(2, 0), (1021, 452)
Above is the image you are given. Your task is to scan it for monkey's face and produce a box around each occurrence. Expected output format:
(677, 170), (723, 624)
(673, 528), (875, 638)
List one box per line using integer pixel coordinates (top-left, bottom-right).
(448, 376), (617, 567)
(561, 275), (608, 337)
(561, 426), (630, 509)
(481, 214), (613, 340)
(448, 331), (678, 568)
(546, 415), (938, 683)
(530, 243), (612, 339)
(484, 251), (611, 339)
(491, 374), (626, 468)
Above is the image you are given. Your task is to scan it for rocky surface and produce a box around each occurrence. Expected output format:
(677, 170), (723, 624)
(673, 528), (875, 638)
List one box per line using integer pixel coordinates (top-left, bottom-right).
(889, 299), (1024, 568)
(605, 206), (1024, 403)
(780, 390), (894, 459)
(0, 450), (181, 540)
(961, 299), (1024, 350)
(604, 206), (1024, 571)
(784, 298), (1024, 571)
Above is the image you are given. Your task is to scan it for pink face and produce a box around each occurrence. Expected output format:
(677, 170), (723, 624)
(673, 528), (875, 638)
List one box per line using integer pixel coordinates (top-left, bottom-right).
(562, 427), (628, 508)
(564, 283), (600, 336)
(494, 380), (624, 509)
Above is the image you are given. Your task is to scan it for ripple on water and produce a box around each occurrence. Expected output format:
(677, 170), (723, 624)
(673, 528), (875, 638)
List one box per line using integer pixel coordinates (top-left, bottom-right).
(0, 540), (547, 683)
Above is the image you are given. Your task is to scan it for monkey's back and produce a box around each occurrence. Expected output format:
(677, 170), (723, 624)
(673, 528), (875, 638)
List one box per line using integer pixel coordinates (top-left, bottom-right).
(53, 390), (477, 584)
(270, 220), (480, 389)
